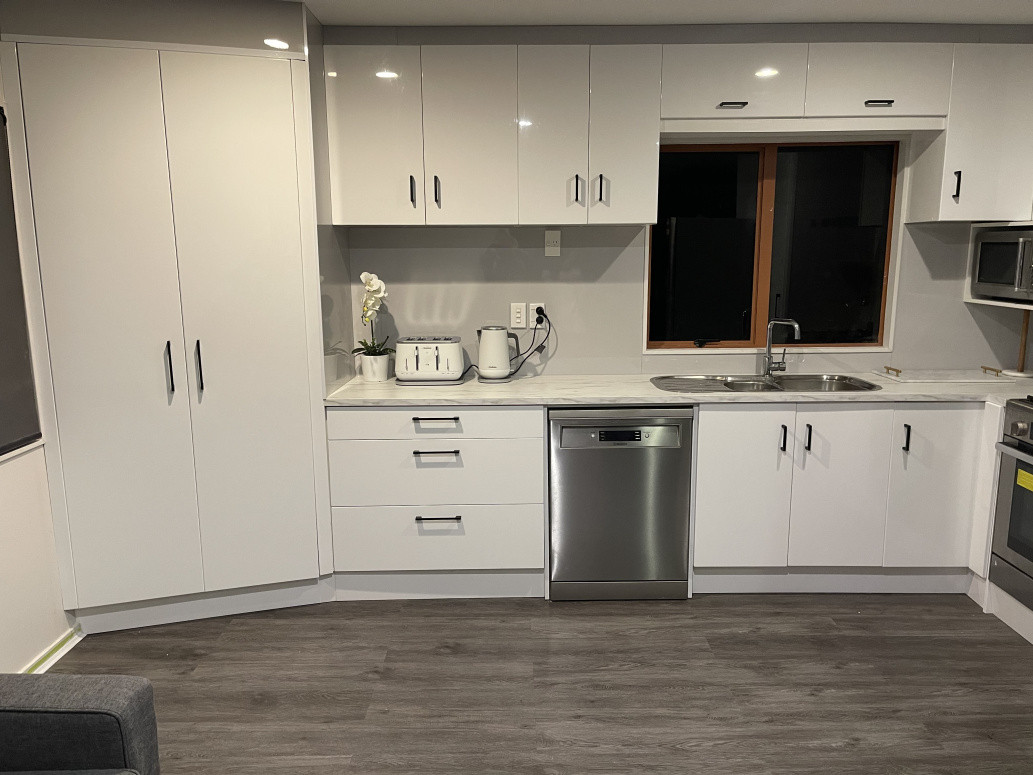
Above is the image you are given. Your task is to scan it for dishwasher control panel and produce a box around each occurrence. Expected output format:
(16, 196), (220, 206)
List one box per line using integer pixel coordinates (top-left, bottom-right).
(560, 425), (680, 449)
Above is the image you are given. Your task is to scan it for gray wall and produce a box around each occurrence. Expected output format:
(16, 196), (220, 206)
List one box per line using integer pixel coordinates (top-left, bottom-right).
(344, 223), (1024, 377)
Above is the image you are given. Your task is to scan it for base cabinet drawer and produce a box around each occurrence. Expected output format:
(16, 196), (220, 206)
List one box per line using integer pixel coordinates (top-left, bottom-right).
(329, 437), (544, 506)
(326, 406), (543, 440)
(332, 504), (545, 571)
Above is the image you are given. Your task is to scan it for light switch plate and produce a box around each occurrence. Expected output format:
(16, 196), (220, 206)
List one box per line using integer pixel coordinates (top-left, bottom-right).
(545, 229), (561, 257)
(510, 302), (527, 329)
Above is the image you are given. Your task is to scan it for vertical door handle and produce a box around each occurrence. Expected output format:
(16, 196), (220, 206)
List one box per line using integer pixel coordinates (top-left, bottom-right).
(597, 173), (604, 203)
(805, 423), (813, 452)
(780, 424), (788, 452)
(164, 340), (174, 393)
(433, 175), (441, 207)
(953, 170), (962, 200)
(195, 339), (205, 392)
(574, 174), (581, 204)
(902, 423), (912, 452)
(410, 175), (417, 206)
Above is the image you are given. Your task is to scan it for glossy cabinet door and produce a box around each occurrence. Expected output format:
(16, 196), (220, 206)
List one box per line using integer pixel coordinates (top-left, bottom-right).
(805, 43), (954, 117)
(788, 405), (893, 566)
(325, 46), (426, 225)
(588, 45), (662, 224)
(661, 44), (808, 118)
(159, 52), (318, 592)
(422, 45), (519, 225)
(884, 404), (981, 567)
(517, 45), (590, 225)
(17, 44), (204, 608)
(694, 405), (796, 567)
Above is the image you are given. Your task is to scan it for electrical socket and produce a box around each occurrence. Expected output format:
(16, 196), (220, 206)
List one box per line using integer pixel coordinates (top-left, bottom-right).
(544, 230), (561, 257)
(510, 302), (527, 329)
(529, 302), (545, 326)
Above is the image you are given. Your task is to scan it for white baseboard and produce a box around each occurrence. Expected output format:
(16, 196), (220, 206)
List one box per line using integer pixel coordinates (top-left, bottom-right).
(985, 583), (1033, 646)
(334, 570), (545, 600)
(75, 577), (334, 634)
(22, 626), (84, 673)
(692, 567), (973, 594)
(967, 572), (990, 609)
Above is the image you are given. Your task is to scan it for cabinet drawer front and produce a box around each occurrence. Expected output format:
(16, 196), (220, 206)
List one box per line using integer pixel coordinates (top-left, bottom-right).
(326, 406), (543, 440)
(805, 43), (954, 117)
(332, 504), (545, 571)
(329, 438), (544, 506)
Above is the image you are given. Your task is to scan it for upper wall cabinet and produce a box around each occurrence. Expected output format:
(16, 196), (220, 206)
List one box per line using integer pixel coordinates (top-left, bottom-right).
(908, 44), (1033, 223)
(325, 46), (426, 225)
(805, 43), (954, 117)
(422, 45), (519, 225)
(661, 44), (808, 119)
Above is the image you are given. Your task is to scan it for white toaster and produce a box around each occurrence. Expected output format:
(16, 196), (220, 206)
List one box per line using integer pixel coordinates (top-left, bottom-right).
(394, 336), (465, 381)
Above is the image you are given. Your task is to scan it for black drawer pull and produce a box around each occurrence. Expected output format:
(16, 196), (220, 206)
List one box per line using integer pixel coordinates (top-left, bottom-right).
(718, 100), (749, 108)
(864, 99), (895, 107)
(780, 424), (788, 452)
(413, 449), (460, 456)
(415, 515), (462, 522)
(412, 416), (460, 423)
(805, 423), (813, 452)
(903, 423), (912, 453)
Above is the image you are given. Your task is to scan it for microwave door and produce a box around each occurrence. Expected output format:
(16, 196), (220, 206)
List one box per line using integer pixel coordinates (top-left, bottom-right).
(1021, 239), (1033, 293)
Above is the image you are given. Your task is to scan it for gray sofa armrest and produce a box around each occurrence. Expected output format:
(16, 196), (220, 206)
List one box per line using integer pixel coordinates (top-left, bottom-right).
(0, 674), (158, 775)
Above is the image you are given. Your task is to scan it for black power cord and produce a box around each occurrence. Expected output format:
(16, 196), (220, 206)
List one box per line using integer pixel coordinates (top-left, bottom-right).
(510, 307), (551, 377)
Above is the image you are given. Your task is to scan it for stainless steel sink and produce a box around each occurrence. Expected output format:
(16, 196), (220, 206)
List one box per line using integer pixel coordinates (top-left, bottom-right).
(650, 374), (881, 394)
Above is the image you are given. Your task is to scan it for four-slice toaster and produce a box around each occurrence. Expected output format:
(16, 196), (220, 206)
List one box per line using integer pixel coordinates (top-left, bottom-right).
(394, 336), (465, 382)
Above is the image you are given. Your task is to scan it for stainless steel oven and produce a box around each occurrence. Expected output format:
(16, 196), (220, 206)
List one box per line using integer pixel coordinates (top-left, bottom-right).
(990, 398), (1033, 609)
(971, 229), (1033, 302)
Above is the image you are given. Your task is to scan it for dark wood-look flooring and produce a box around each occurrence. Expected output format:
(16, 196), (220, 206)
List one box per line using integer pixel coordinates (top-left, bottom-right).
(50, 595), (1033, 774)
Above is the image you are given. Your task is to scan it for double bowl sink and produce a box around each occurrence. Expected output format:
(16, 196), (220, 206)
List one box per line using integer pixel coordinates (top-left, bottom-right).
(651, 374), (881, 393)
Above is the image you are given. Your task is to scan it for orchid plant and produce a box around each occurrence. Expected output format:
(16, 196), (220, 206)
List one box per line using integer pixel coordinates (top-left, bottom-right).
(352, 272), (395, 356)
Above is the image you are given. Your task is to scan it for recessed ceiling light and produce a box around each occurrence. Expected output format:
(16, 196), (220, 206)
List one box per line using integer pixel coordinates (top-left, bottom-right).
(264, 38), (289, 50)
(518, 119), (533, 127)
(376, 70), (399, 79)
(327, 71), (338, 78)
(755, 67), (779, 78)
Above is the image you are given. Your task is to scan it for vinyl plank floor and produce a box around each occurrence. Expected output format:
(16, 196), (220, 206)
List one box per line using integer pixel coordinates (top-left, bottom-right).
(49, 594), (1033, 774)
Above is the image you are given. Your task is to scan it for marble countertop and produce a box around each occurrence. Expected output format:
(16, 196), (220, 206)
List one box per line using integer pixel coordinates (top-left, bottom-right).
(325, 372), (1033, 407)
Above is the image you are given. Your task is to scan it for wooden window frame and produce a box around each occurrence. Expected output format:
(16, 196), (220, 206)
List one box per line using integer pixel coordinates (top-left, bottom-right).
(646, 141), (899, 350)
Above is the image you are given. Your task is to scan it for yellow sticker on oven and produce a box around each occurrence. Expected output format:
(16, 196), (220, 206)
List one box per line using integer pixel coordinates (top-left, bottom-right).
(1018, 469), (1033, 493)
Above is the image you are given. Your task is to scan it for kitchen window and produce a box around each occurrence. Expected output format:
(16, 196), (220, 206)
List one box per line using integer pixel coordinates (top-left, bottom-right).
(647, 142), (898, 349)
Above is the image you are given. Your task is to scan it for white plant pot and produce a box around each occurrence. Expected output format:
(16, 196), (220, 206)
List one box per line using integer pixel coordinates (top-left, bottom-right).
(360, 353), (391, 382)
(323, 354), (338, 382)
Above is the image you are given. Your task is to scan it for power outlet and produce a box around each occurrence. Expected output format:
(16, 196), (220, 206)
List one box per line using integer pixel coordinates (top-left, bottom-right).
(545, 230), (561, 257)
(529, 302), (546, 326)
(510, 302), (527, 329)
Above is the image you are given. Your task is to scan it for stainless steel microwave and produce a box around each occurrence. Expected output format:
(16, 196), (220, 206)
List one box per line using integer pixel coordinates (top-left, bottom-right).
(971, 229), (1033, 302)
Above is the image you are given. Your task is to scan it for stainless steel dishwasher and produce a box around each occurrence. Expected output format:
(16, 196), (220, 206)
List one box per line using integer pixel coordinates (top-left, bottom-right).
(548, 407), (694, 600)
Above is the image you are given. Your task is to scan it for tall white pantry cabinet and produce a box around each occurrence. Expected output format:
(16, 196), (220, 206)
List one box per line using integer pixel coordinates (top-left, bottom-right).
(16, 43), (320, 609)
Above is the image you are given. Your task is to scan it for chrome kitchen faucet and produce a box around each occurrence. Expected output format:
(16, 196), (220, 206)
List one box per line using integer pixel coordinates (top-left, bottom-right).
(762, 318), (801, 377)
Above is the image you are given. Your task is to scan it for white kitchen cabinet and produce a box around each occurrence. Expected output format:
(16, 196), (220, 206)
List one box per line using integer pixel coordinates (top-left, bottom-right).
(421, 45), (519, 225)
(661, 44), (808, 119)
(908, 44), (1033, 223)
(588, 45), (662, 224)
(694, 405), (796, 567)
(517, 45), (590, 225)
(18, 43), (204, 608)
(788, 405), (893, 566)
(884, 404), (981, 567)
(159, 52), (318, 592)
(805, 43), (954, 117)
(325, 46), (426, 225)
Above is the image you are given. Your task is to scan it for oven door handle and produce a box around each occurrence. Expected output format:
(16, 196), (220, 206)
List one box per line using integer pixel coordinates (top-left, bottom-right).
(996, 442), (1033, 467)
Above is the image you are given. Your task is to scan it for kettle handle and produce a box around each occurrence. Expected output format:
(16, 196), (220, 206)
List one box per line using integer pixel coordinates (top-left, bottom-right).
(476, 328), (482, 341)
(508, 331), (519, 354)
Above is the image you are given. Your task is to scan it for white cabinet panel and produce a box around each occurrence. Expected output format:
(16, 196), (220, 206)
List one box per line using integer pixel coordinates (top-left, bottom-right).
(884, 404), (981, 567)
(159, 52), (318, 592)
(329, 438), (544, 507)
(661, 44), (808, 119)
(18, 44), (204, 608)
(326, 406), (543, 440)
(694, 405), (796, 567)
(788, 405), (893, 566)
(805, 43), (954, 117)
(332, 504), (544, 571)
(588, 45), (662, 224)
(325, 46), (426, 225)
(518, 45), (590, 225)
(422, 45), (518, 225)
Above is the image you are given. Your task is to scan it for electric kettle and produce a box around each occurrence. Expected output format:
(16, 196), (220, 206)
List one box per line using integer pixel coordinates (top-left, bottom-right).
(476, 325), (519, 379)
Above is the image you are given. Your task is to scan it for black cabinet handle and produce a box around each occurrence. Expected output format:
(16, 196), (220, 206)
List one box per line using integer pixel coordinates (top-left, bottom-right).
(864, 99), (895, 107)
(415, 515), (462, 522)
(903, 423), (912, 452)
(412, 416), (460, 424)
(953, 170), (962, 200)
(164, 340), (174, 393)
(805, 423), (813, 452)
(413, 449), (460, 457)
(409, 175), (416, 206)
(574, 174), (582, 204)
(195, 339), (204, 392)
(780, 424), (788, 452)
(718, 100), (749, 108)
(433, 175), (441, 206)
(597, 174), (604, 203)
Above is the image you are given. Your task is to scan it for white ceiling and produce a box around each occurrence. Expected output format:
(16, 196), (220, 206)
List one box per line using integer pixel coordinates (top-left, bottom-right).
(300, 0), (1033, 27)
